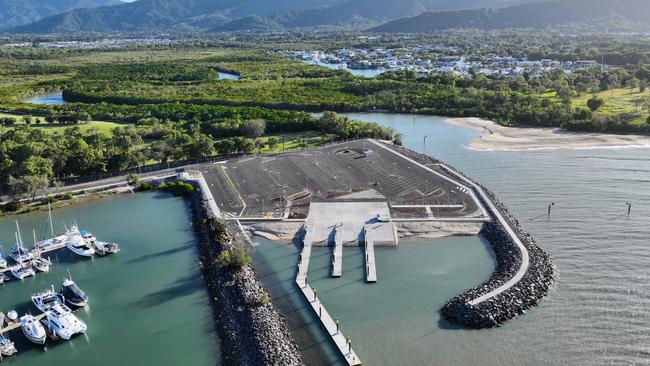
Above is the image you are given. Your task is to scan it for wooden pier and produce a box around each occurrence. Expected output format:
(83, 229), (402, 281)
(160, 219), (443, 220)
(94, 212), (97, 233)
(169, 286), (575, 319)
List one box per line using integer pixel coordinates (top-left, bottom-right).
(332, 226), (343, 278)
(364, 228), (377, 283)
(296, 227), (361, 366)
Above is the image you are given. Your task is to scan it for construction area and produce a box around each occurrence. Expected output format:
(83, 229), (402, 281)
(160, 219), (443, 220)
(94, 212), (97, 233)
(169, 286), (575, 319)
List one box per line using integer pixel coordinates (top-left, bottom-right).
(202, 139), (489, 247)
(195, 139), (499, 366)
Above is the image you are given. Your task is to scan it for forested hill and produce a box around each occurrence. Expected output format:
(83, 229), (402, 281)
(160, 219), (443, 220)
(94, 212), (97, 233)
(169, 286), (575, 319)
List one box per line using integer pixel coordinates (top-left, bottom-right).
(7, 0), (346, 34)
(10, 0), (532, 34)
(372, 0), (650, 33)
(0, 0), (121, 30)
(213, 0), (534, 32)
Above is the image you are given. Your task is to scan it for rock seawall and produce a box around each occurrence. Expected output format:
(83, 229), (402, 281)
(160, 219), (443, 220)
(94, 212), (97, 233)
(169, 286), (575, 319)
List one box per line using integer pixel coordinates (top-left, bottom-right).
(387, 143), (554, 328)
(190, 190), (303, 365)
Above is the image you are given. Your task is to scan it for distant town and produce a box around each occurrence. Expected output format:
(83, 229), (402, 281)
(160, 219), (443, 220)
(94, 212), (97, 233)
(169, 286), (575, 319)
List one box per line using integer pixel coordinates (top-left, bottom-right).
(286, 48), (612, 78)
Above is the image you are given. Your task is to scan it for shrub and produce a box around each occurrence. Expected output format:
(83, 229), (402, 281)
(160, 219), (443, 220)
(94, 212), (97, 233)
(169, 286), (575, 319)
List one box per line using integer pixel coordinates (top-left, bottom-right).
(218, 247), (251, 270)
(62, 192), (74, 200)
(41, 196), (57, 205)
(137, 182), (153, 191)
(159, 181), (194, 196)
(587, 96), (604, 112)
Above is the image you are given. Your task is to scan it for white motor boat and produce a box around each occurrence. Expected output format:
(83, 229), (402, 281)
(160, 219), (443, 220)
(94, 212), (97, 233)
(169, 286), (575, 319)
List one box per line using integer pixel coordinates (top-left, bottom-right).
(0, 273), (9, 285)
(0, 335), (17, 357)
(94, 241), (120, 256)
(60, 278), (89, 307)
(10, 264), (35, 280)
(32, 287), (65, 312)
(20, 314), (47, 345)
(80, 229), (97, 245)
(66, 228), (95, 257)
(41, 304), (87, 340)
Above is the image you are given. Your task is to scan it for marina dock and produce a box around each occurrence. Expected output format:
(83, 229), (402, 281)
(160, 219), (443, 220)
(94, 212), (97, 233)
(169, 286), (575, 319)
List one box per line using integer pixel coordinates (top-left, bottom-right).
(296, 226), (361, 366)
(364, 227), (377, 283)
(332, 226), (343, 278)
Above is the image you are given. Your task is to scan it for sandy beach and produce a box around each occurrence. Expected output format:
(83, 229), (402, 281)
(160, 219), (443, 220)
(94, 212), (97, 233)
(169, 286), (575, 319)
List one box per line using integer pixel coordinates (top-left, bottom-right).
(445, 117), (650, 151)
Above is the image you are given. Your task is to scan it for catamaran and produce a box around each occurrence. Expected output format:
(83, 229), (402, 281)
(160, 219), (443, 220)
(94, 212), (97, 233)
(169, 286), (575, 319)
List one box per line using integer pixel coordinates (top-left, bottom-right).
(10, 264), (35, 280)
(0, 334), (17, 357)
(40, 304), (87, 340)
(10, 221), (33, 263)
(20, 314), (47, 345)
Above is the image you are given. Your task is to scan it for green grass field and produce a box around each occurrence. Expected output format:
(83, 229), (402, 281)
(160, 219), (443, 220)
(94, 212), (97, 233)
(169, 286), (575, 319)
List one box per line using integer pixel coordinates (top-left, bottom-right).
(261, 131), (335, 153)
(573, 88), (650, 126)
(0, 112), (125, 135)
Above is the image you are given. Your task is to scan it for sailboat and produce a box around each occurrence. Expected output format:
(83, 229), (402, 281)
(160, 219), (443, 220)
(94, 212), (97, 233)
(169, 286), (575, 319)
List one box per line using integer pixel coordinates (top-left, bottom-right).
(31, 230), (51, 273)
(37, 203), (67, 251)
(10, 221), (33, 264)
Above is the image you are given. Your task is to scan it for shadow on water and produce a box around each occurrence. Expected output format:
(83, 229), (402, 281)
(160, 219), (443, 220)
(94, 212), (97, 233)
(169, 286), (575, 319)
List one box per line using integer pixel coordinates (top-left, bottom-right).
(126, 241), (195, 265)
(134, 272), (203, 308)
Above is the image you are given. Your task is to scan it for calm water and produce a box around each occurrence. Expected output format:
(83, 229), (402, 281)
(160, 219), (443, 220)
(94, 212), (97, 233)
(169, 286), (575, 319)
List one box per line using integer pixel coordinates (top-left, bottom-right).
(254, 112), (650, 365)
(25, 93), (65, 105)
(0, 193), (219, 366)
(218, 72), (240, 80)
(307, 61), (387, 78)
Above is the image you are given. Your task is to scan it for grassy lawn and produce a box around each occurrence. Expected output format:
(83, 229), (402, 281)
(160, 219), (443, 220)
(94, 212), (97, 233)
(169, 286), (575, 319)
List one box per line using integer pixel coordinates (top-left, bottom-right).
(261, 131), (336, 153)
(573, 88), (650, 126)
(0, 112), (126, 135)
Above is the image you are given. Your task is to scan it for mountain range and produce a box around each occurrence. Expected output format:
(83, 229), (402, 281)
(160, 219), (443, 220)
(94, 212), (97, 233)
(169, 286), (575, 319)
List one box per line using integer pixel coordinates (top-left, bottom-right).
(5, 0), (650, 34)
(8, 0), (530, 34)
(371, 0), (650, 32)
(0, 0), (121, 30)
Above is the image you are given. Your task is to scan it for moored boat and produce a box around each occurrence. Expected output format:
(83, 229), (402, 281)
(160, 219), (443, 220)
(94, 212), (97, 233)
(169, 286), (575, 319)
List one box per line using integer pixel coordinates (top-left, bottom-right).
(11, 221), (33, 263)
(94, 241), (120, 256)
(31, 230), (51, 272)
(10, 264), (35, 280)
(60, 278), (89, 307)
(20, 314), (47, 345)
(32, 287), (65, 312)
(0, 334), (17, 357)
(40, 304), (87, 340)
(66, 227), (95, 257)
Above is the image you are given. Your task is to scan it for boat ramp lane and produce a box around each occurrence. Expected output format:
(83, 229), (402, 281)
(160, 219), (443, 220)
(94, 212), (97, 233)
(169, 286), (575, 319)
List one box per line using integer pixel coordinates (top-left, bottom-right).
(332, 225), (343, 278)
(363, 227), (377, 283)
(295, 226), (362, 366)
